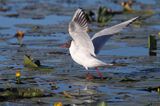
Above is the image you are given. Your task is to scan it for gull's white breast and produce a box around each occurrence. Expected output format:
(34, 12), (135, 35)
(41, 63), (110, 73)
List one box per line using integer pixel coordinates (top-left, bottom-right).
(69, 41), (106, 70)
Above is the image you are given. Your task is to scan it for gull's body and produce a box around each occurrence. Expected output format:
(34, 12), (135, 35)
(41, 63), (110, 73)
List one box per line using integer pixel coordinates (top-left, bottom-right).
(68, 8), (138, 74)
(70, 40), (106, 70)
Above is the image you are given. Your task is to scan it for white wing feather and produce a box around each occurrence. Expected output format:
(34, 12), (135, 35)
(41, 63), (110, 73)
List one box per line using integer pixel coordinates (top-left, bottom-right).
(69, 9), (96, 56)
(92, 17), (139, 54)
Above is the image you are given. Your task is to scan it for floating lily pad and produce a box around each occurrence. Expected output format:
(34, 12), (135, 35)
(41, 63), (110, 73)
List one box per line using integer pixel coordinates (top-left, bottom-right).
(124, 10), (154, 16)
(24, 55), (38, 68)
(0, 87), (50, 101)
(144, 86), (160, 93)
(62, 91), (73, 98)
(120, 77), (139, 82)
(24, 55), (54, 71)
(97, 101), (108, 106)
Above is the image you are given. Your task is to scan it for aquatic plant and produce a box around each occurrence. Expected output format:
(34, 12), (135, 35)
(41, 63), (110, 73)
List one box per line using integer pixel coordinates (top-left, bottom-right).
(121, 0), (134, 13)
(54, 102), (63, 106)
(148, 35), (157, 56)
(97, 6), (113, 26)
(24, 55), (39, 68)
(15, 31), (24, 46)
(16, 71), (21, 84)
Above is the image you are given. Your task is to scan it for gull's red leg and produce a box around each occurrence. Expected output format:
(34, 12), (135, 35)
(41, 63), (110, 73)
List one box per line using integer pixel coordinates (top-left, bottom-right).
(95, 67), (103, 79)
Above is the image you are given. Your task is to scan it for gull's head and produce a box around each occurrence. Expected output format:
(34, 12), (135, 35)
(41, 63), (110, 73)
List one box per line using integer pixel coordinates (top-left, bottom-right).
(60, 40), (72, 48)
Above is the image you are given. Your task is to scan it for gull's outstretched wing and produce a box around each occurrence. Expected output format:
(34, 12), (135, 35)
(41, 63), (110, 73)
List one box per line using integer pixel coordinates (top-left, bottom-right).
(92, 17), (139, 54)
(69, 8), (95, 56)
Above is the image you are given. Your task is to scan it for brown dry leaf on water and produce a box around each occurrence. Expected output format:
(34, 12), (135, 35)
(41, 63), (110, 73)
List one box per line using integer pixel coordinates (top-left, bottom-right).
(62, 91), (73, 98)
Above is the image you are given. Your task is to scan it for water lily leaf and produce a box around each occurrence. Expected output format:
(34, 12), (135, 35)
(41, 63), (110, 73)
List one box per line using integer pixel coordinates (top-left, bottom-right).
(145, 86), (160, 92)
(24, 55), (38, 68)
(85, 89), (97, 94)
(120, 77), (139, 82)
(24, 55), (54, 72)
(0, 87), (47, 101)
(62, 91), (73, 98)
(97, 101), (108, 106)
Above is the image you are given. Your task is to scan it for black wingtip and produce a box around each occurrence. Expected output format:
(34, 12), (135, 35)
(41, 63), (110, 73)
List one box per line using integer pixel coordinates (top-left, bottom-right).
(72, 8), (88, 31)
(126, 16), (139, 27)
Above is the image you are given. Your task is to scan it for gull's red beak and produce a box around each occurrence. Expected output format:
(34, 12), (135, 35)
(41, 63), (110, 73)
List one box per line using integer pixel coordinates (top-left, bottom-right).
(60, 41), (71, 48)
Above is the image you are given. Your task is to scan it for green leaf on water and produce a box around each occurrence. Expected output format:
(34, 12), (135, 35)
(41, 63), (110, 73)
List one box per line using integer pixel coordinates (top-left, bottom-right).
(24, 55), (38, 68)
(120, 77), (139, 82)
(97, 101), (108, 106)
(23, 55), (54, 72)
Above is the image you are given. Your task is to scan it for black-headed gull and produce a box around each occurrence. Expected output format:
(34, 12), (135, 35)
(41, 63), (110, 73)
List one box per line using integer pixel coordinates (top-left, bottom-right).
(67, 8), (138, 79)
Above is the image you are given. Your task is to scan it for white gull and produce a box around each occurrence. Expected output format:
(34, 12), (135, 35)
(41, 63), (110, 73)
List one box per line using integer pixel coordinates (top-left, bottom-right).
(68, 8), (138, 79)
